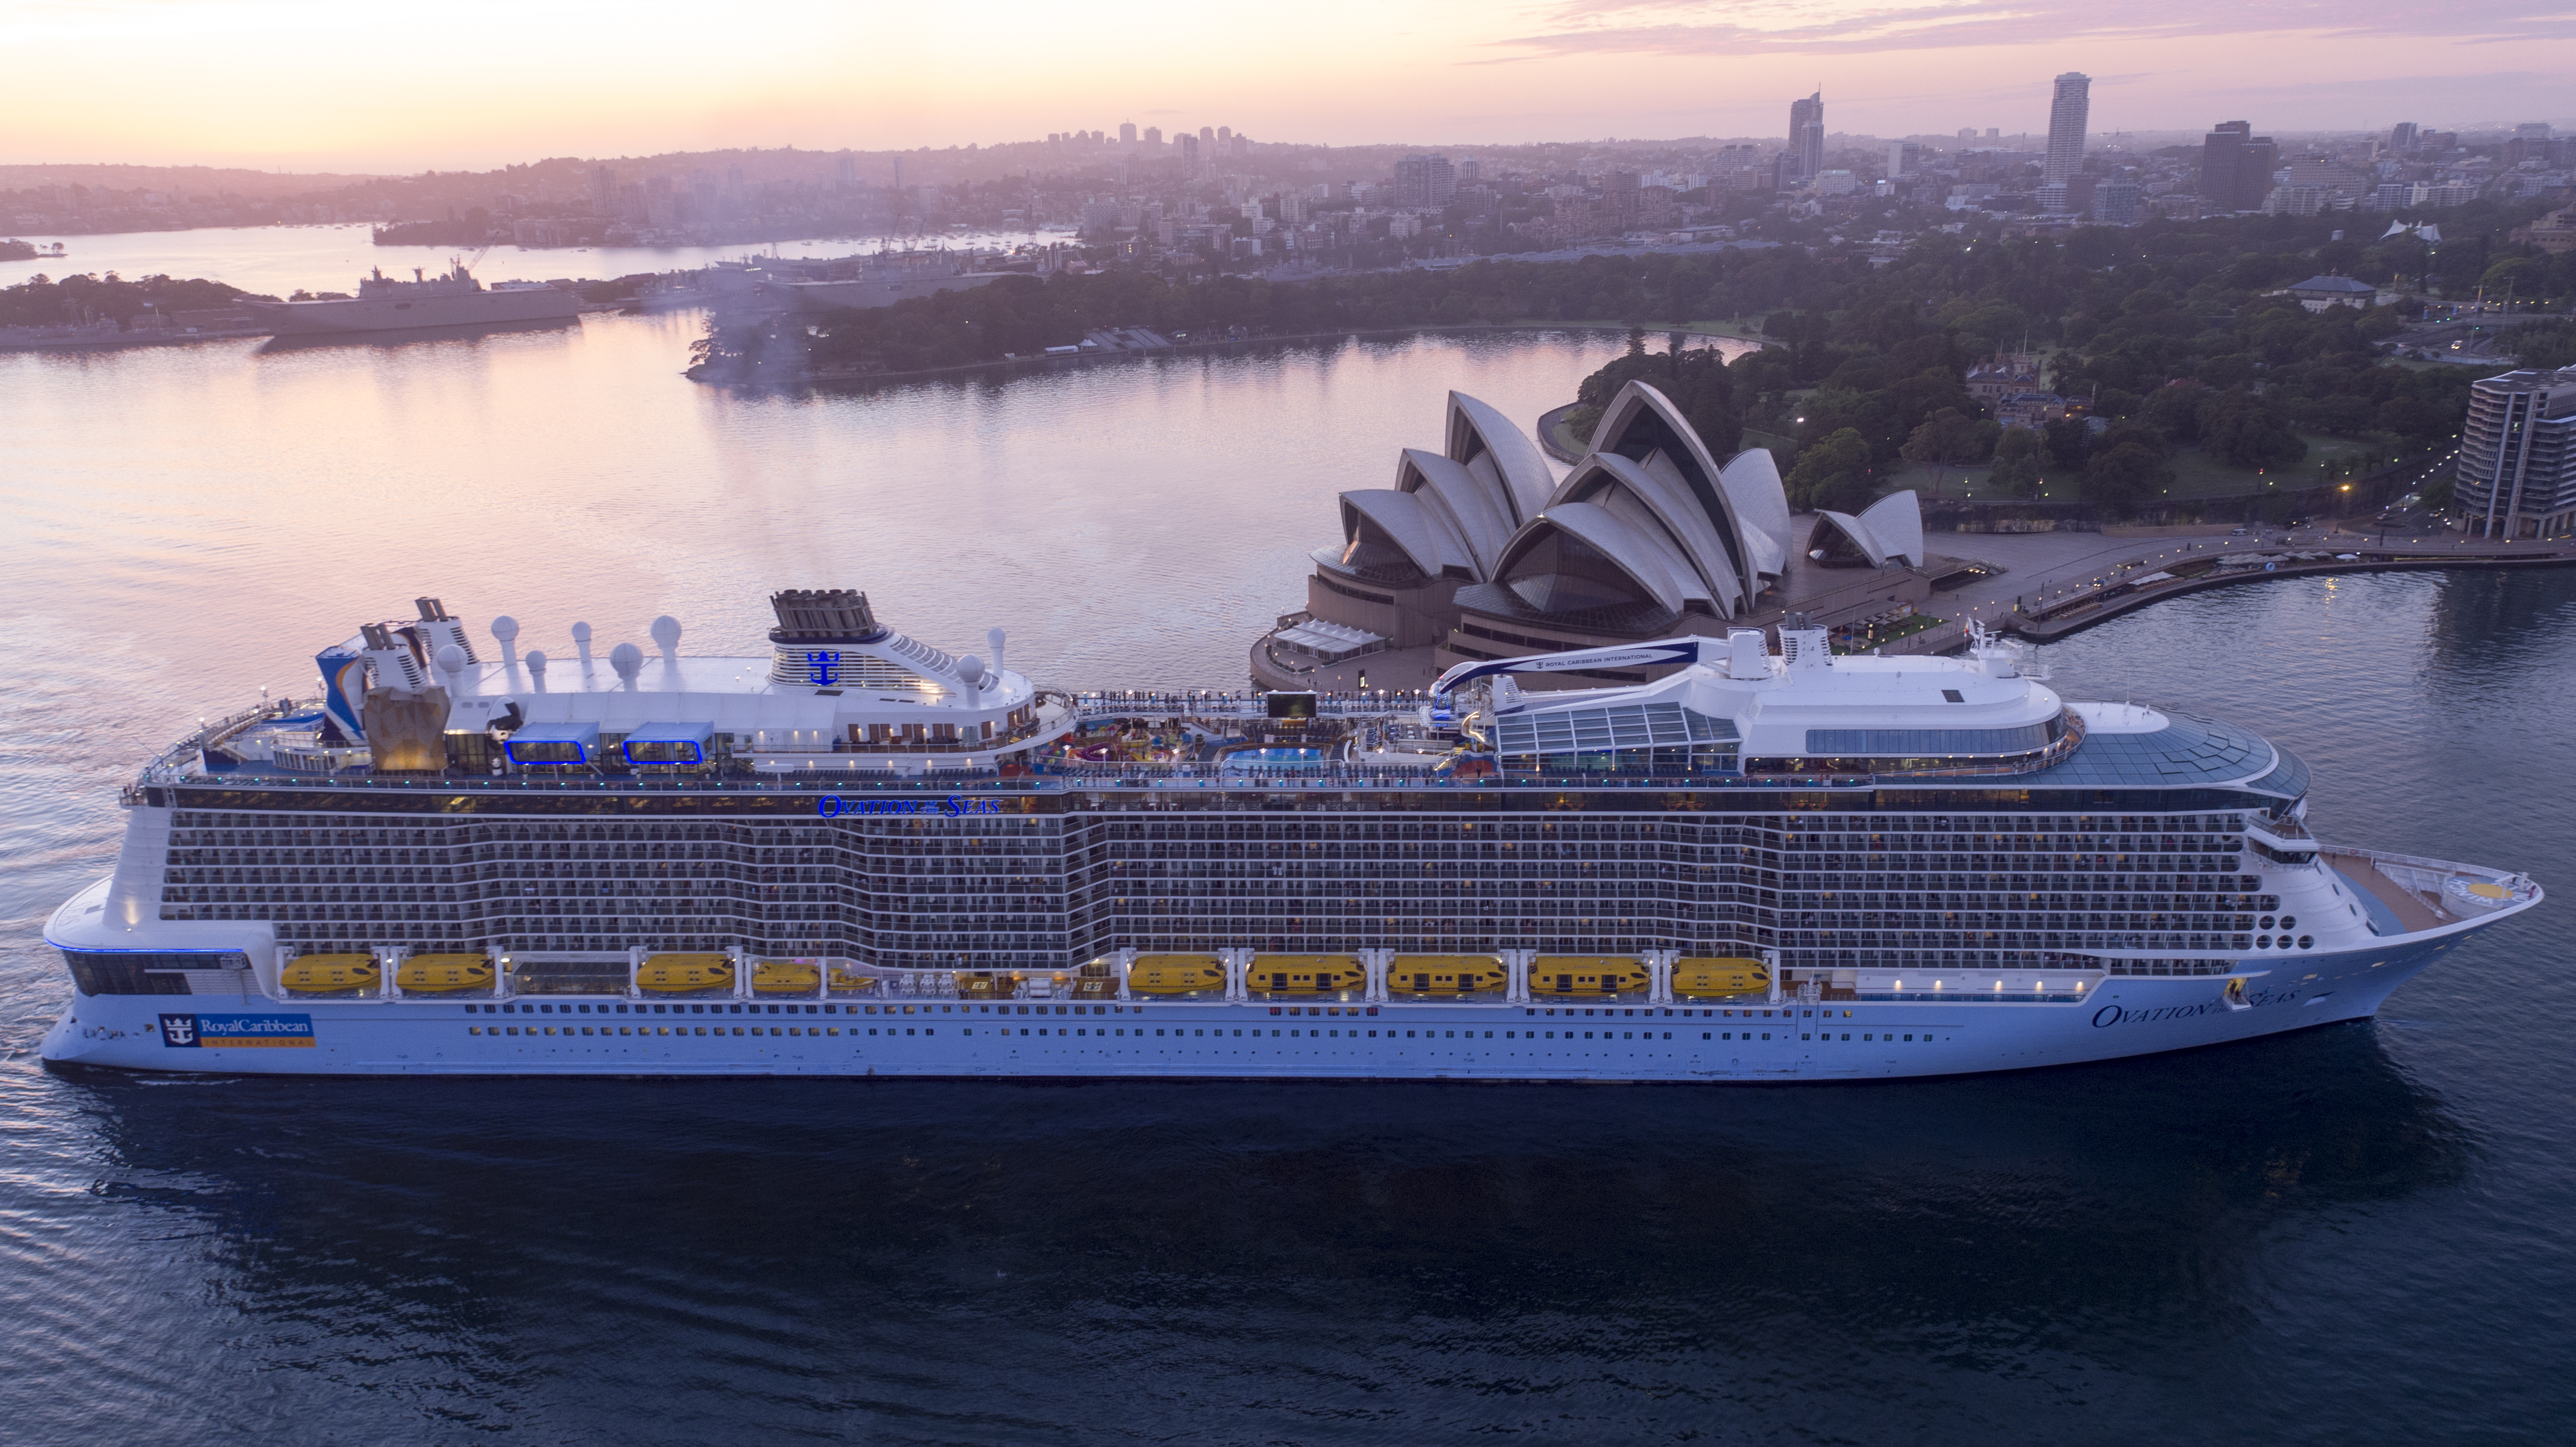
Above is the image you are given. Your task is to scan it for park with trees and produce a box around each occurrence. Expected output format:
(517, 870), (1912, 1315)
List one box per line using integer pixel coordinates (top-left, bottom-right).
(687, 200), (2566, 520)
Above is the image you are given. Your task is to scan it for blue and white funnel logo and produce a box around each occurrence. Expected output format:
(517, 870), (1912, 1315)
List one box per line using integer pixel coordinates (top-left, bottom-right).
(158, 1014), (198, 1047)
(805, 650), (843, 687)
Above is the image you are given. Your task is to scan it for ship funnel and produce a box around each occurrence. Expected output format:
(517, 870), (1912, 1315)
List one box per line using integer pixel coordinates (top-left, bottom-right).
(361, 620), (429, 692)
(1777, 612), (1830, 671)
(413, 596), (479, 665)
(526, 650), (549, 693)
(489, 615), (520, 668)
(1726, 628), (1767, 678)
(571, 622), (594, 675)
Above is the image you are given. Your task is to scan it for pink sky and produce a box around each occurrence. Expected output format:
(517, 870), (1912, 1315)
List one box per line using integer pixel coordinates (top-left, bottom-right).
(3, 0), (2571, 169)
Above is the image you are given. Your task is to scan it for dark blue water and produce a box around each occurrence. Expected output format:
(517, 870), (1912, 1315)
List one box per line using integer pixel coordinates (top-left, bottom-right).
(4, 323), (2574, 1442)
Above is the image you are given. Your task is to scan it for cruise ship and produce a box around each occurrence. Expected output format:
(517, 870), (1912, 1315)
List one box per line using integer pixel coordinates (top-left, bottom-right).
(241, 263), (580, 335)
(40, 388), (2540, 1082)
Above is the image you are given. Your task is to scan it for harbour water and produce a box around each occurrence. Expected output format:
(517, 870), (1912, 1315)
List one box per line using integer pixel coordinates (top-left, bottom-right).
(0, 221), (1065, 299)
(3, 236), (2573, 1442)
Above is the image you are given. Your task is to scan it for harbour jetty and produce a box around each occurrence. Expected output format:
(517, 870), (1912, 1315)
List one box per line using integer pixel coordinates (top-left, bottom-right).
(1999, 528), (2576, 641)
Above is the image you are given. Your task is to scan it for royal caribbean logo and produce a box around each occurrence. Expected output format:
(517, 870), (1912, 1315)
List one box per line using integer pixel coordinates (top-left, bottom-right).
(805, 650), (843, 687)
(817, 795), (1005, 819)
(158, 1013), (316, 1048)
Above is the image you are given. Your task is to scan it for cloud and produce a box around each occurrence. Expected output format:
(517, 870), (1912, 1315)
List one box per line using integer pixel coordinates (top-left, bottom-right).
(1499, 0), (2576, 57)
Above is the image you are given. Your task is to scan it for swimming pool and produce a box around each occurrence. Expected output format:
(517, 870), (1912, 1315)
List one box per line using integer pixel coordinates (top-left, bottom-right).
(1223, 746), (1329, 767)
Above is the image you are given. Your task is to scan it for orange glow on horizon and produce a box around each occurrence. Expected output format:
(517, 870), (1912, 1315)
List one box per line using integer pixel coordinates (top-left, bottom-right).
(2, 1), (2571, 170)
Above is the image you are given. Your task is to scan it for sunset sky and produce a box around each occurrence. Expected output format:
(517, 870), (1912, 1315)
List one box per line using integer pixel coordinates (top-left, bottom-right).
(6, 0), (2574, 170)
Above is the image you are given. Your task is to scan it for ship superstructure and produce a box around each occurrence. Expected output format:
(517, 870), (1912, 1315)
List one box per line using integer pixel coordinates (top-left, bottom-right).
(40, 582), (2538, 1081)
(241, 263), (580, 335)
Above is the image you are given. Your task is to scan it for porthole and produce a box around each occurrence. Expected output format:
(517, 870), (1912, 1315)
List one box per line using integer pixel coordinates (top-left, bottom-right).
(2256, 935), (2272, 948)
(2298, 935), (2314, 949)
(2279, 915), (2297, 931)
(2260, 915), (2276, 930)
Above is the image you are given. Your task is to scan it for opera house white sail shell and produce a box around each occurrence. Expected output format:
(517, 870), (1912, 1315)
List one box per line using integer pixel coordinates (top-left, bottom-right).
(1263, 377), (1929, 693)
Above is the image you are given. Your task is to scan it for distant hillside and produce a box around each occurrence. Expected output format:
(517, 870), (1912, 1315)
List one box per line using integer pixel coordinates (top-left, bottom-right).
(0, 164), (390, 198)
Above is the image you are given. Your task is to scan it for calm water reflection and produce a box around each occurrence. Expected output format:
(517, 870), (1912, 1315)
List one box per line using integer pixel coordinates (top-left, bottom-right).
(3, 312), (2574, 1444)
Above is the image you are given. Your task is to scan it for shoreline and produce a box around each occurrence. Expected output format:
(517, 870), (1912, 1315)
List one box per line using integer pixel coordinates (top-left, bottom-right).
(688, 322), (1765, 390)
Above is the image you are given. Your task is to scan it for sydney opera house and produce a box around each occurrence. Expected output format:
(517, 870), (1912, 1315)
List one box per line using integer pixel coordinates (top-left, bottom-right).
(1252, 381), (1942, 691)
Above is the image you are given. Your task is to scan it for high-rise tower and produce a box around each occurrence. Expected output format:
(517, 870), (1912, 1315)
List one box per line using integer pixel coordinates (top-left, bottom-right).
(2046, 72), (2090, 183)
(2200, 120), (2279, 211)
(1788, 92), (1824, 183)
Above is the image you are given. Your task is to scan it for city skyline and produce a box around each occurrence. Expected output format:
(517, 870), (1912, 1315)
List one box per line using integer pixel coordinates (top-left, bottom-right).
(3, 0), (2574, 171)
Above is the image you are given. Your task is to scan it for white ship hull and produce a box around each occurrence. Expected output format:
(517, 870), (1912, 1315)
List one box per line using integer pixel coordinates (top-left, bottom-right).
(35, 584), (2542, 1087)
(241, 288), (580, 335)
(36, 898), (2488, 1082)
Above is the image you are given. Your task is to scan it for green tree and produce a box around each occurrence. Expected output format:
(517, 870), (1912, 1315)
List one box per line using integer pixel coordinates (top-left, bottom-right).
(1572, 340), (1743, 456)
(2198, 391), (2308, 469)
(1785, 427), (1876, 512)
(1900, 407), (1984, 492)
(1989, 427), (2045, 498)
(2085, 438), (2172, 515)
(2042, 415), (2093, 470)
(2141, 381), (2209, 443)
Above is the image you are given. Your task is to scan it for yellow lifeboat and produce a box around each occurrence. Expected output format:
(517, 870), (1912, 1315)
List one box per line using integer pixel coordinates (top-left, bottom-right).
(1388, 955), (1506, 994)
(1247, 955), (1365, 993)
(752, 960), (820, 995)
(1532, 956), (1650, 996)
(637, 952), (734, 993)
(829, 966), (876, 993)
(281, 953), (379, 993)
(1673, 956), (1770, 998)
(397, 953), (493, 993)
(1128, 954), (1225, 993)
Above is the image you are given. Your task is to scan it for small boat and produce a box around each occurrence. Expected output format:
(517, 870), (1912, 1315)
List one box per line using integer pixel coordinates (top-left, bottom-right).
(1531, 956), (1650, 996)
(1247, 954), (1365, 993)
(752, 960), (820, 994)
(398, 953), (493, 993)
(637, 953), (734, 993)
(1672, 957), (1770, 998)
(1128, 955), (1224, 993)
(1388, 955), (1506, 994)
(281, 953), (378, 993)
